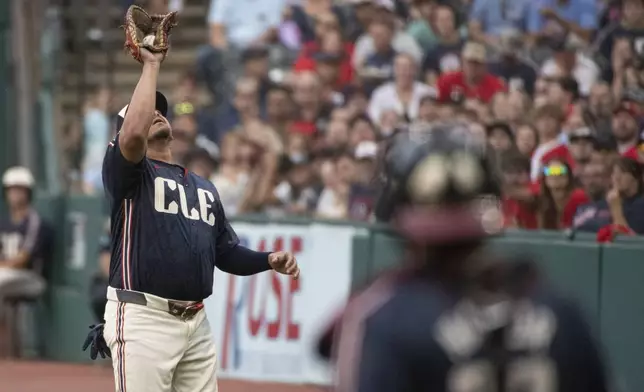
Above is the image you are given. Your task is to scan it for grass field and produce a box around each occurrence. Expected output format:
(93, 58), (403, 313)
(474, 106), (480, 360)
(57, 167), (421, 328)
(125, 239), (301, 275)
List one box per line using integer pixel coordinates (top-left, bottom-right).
(0, 360), (327, 392)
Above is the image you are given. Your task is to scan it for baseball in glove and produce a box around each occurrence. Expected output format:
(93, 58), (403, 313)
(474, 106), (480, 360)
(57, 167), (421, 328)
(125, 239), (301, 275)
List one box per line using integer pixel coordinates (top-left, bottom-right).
(124, 5), (177, 63)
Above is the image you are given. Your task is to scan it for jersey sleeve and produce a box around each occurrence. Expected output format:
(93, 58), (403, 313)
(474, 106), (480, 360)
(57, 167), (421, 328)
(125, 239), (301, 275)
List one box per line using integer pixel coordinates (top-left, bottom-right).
(102, 133), (146, 202)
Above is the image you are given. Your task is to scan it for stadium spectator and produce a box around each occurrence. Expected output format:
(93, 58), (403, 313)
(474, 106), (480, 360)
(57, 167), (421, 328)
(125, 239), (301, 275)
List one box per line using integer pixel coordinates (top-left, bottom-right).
(211, 133), (250, 217)
(499, 150), (538, 229)
(199, 0), (285, 102)
(530, 104), (573, 181)
(612, 101), (641, 154)
(315, 158), (348, 219)
(421, 4), (464, 86)
(515, 123), (539, 158)
(540, 38), (599, 96)
(468, 0), (530, 45)
(0, 167), (52, 310)
(347, 141), (378, 221)
(488, 30), (538, 96)
(486, 121), (514, 154)
(82, 86), (113, 195)
(574, 156), (644, 233)
(527, 0), (598, 44)
(266, 85), (296, 142)
(568, 126), (596, 178)
(436, 41), (506, 103)
(289, 0), (346, 44)
(352, 1), (423, 71)
(536, 159), (589, 229)
(359, 15), (397, 96)
(368, 53), (435, 125)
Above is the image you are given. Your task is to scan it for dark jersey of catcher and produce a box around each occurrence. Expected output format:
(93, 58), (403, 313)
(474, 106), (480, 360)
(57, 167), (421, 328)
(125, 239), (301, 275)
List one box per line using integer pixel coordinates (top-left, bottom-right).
(102, 133), (239, 301)
(329, 272), (609, 392)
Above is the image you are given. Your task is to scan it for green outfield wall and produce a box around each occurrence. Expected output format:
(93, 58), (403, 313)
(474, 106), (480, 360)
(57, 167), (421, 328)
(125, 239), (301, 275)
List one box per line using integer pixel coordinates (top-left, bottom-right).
(28, 196), (644, 390)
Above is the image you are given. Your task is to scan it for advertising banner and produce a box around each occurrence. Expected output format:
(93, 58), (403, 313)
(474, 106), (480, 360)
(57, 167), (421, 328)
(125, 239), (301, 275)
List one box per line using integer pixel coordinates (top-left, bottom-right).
(204, 223), (358, 385)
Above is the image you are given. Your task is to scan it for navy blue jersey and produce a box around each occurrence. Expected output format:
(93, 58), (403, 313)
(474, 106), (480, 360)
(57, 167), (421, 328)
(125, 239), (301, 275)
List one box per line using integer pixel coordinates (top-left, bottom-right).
(0, 210), (53, 273)
(102, 133), (239, 301)
(329, 272), (609, 392)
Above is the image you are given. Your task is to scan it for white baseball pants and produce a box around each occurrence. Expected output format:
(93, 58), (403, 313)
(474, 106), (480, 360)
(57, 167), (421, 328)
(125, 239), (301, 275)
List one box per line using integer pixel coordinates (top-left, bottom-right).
(103, 287), (218, 392)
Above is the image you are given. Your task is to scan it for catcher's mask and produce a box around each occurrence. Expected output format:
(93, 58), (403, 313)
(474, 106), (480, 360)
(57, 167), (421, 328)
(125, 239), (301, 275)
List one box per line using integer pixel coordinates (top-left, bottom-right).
(116, 91), (169, 132)
(374, 122), (503, 245)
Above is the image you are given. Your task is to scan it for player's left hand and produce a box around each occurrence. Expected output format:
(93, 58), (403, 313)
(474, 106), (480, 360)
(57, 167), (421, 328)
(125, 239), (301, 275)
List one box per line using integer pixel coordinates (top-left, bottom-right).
(269, 251), (300, 280)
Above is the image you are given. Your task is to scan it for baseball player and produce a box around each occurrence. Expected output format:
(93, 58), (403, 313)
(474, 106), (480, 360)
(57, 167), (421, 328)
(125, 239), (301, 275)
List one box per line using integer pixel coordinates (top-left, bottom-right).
(318, 122), (609, 392)
(83, 45), (300, 392)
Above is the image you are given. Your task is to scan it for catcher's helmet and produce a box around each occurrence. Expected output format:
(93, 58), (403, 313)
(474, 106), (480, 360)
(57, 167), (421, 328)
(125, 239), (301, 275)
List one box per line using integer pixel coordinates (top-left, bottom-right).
(2, 166), (35, 189)
(374, 122), (502, 244)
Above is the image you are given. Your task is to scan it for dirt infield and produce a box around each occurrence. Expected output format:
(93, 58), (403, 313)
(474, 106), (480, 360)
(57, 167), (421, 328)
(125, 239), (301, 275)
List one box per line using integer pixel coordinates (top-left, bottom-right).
(0, 360), (327, 392)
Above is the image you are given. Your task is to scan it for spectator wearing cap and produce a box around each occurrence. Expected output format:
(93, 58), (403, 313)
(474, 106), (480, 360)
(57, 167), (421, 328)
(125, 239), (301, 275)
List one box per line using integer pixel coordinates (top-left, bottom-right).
(530, 104), (575, 181)
(468, 0), (531, 45)
(436, 42), (506, 104)
(488, 30), (538, 96)
(352, 1), (423, 72)
(348, 141), (379, 221)
(421, 4), (465, 86)
(540, 38), (599, 96)
(527, 0), (598, 44)
(568, 126), (596, 177)
(612, 101), (641, 154)
(368, 53), (435, 124)
(359, 15), (397, 96)
(486, 121), (514, 154)
(595, 0), (644, 82)
(574, 157), (644, 233)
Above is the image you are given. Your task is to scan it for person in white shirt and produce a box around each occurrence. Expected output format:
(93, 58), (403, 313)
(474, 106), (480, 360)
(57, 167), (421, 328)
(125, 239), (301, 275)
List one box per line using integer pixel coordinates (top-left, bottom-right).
(540, 38), (599, 96)
(368, 53), (436, 124)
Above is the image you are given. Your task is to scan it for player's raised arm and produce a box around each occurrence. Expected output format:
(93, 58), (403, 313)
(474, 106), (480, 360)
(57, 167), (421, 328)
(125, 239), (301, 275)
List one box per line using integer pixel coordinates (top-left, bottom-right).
(118, 50), (164, 163)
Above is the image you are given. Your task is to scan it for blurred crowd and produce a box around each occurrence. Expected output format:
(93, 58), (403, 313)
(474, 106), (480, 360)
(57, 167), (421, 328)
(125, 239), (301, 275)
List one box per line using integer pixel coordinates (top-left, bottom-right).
(78, 0), (644, 236)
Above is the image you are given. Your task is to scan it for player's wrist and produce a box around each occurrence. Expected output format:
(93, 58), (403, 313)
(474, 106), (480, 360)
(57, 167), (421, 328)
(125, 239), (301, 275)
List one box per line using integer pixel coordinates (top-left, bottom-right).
(143, 60), (161, 70)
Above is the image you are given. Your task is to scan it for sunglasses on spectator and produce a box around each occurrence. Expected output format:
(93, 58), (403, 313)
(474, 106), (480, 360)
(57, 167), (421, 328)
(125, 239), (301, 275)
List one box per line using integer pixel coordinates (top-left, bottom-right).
(174, 102), (195, 116)
(543, 164), (568, 177)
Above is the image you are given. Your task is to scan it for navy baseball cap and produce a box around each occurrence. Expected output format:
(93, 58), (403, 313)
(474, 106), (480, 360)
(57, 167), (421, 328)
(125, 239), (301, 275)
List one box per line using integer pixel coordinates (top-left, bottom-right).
(116, 91), (169, 132)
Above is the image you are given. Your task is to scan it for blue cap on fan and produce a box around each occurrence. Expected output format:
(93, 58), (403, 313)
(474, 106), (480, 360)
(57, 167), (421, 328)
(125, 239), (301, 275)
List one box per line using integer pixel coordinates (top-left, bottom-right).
(115, 91), (169, 132)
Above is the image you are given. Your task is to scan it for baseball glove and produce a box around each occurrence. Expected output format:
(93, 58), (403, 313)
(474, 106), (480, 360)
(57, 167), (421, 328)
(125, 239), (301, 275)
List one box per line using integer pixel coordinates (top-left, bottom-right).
(124, 5), (177, 63)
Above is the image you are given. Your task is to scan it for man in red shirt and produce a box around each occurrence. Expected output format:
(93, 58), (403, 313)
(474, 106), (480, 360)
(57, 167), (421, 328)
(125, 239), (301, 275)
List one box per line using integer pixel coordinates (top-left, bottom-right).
(436, 41), (506, 103)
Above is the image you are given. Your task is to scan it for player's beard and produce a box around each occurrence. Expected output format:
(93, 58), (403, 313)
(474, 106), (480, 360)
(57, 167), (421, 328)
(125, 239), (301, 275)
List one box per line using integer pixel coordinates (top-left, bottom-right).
(149, 125), (172, 143)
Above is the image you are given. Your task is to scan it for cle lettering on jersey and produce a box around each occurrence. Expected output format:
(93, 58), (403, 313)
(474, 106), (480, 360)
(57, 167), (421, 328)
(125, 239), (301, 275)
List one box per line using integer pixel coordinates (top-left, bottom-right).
(153, 177), (216, 226)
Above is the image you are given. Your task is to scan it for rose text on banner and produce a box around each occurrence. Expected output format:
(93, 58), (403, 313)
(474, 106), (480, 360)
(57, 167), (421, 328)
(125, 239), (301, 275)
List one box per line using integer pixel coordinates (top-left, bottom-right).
(204, 223), (358, 385)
